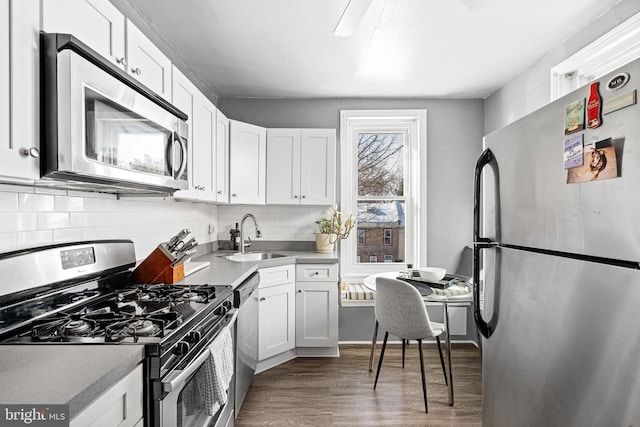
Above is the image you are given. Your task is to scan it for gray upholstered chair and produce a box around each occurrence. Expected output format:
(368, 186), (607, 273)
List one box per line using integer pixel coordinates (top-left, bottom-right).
(373, 276), (448, 413)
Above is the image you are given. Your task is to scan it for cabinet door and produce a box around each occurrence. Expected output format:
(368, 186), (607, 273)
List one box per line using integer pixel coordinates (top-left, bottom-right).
(300, 129), (336, 205)
(295, 282), (338, 347)
(70, 364), (143, 427)
(258, 283), (295, 360)
(195, 94), (216, 200)
(42, 0), (126, 69)
(215, 109), (230, 203)
(171, 66), (198, 199)
(229, 120), (266, 204)
(266, 129), (301, 204)
(126, 20), (171, 100)
(0, 0), (39, 181)
(0, 0), (9, 164)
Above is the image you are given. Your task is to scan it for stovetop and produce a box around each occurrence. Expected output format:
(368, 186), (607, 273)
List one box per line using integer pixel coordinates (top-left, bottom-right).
(0, 282), (233, 344)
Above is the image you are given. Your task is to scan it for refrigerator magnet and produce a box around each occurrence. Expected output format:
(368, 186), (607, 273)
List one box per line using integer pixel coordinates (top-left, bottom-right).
(564, 99), (585, 134)
(567, 138), (618, 183)
(563, 135), (583, 169)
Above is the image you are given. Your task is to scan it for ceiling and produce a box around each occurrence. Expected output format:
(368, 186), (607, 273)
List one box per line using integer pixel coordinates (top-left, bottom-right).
(119, 0), (622, 99)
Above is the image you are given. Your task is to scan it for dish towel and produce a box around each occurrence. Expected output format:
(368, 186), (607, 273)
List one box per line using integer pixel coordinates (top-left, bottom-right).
(195, 325), (235, 415)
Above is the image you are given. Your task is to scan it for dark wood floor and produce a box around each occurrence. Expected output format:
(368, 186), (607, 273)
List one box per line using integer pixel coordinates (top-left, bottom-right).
(236, 343), (482, 426)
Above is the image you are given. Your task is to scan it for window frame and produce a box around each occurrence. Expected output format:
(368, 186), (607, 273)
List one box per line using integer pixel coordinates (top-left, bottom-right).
(369, 255), (378, 263)
(383, 228), (392, 246)
(339, 109), (427, 280)
(357, 229), (366, 245)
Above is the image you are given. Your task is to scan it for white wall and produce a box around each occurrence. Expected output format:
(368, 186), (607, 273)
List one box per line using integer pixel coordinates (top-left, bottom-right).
(485, 0), (640, 133)
(0, 184), (218, 260)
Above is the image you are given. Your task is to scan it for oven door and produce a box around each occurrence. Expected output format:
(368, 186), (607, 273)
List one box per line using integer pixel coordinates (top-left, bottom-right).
(159, 310), (237, 427)
(41, 33), (188, 194)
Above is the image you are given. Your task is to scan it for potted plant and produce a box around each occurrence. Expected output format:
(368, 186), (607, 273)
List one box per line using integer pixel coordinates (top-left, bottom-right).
(315, 206), (355, 253)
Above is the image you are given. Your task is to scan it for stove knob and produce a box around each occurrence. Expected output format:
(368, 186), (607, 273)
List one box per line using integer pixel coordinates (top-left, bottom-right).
(175, 341), (190, 356)
(188, 330), (202, 343)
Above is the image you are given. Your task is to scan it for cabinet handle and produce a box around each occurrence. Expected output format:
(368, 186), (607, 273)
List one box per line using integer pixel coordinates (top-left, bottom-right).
(232, 193), (237, 197)
(116, 57), (127, 67)
(259, 297), (265, 302)
(298, 290), (302, 293)
(217, 191), (223, 194)
(302, 195), (306, 199)
(131, 67), (142, 76)
(20, 147), (39, 158)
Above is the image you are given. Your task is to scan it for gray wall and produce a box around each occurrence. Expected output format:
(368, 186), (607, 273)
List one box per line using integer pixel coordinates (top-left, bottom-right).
(218, 98), (484, 273)
(485, 0), (640, 133)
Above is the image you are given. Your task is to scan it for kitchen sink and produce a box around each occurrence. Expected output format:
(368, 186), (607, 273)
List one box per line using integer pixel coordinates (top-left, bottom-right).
(224, 252), (287, 262)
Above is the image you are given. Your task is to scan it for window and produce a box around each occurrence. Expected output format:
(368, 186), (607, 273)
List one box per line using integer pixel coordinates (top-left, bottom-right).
(383, 228), (392, 245)
(340, 110), (427, 279)
(357, 229), (366, 245)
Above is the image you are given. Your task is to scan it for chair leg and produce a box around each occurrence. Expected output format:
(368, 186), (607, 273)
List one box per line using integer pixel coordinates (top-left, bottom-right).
(417, 339), (428, 413)
(373, 331), (389, 390)
(368, 320), (379, 372)
(436, 336), (448, 386)
(402, 339), (406, 368)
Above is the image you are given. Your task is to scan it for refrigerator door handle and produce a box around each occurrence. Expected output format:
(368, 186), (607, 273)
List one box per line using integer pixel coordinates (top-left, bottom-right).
(473, 148), (499, 339)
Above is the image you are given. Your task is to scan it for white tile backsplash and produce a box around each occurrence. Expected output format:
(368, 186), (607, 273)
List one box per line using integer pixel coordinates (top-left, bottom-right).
(0, 186), (329, 259)
(0, 188), (219, 260)
(217, 204), (330, 243)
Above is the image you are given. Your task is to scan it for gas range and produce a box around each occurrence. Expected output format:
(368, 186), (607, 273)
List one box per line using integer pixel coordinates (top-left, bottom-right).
(0, 240), (236, 427)
(2, 282), (231, 344)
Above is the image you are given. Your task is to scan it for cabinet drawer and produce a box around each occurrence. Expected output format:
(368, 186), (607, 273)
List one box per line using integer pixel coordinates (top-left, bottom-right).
(296, 264), (338, 282)
(259, 264), (295, 288)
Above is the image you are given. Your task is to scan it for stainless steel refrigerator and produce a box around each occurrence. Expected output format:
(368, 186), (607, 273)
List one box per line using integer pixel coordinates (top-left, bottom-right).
(473, 58), (640, 426)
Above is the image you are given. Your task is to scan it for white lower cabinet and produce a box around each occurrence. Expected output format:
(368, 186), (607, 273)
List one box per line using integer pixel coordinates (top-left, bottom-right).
(257, 265), (295, 361)
(295, 264), (338, 348)
(70, 364), (143, 427)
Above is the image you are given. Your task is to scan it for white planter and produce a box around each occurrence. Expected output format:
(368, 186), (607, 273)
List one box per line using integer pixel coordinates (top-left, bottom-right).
(315, 233), (337, 253)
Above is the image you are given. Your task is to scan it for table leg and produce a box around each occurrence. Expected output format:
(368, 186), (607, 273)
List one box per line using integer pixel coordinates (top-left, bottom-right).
(444, 302), (454, 405)
(369, 319), (379, 372)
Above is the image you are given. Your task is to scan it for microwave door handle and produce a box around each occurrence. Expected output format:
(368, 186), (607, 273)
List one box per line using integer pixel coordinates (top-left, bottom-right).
(174, 131), (188, 179)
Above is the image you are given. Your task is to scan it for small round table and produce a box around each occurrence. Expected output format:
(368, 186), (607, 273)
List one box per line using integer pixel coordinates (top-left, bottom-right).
(363, 271), (473, 407)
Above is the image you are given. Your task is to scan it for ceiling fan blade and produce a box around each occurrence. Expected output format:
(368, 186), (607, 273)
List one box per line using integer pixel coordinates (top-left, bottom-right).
(333, 0), (374, 37)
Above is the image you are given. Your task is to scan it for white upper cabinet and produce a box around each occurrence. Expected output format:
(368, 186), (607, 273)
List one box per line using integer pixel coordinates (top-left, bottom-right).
(266, 129), (336, 205)
(0, 0), (40, 182)
(215, 109), (230, 203)
(42, 2), (171, 100)
(172, 66), (217, 202)
(42, 0), (126, 69)
(229, 120), (266, 204)
(171, 65), (199, 198)
(125, 20), (172, 100)
(194, 93), (216, 200)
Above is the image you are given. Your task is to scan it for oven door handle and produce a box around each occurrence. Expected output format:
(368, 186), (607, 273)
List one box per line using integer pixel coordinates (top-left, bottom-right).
(162, 347), (211, 392)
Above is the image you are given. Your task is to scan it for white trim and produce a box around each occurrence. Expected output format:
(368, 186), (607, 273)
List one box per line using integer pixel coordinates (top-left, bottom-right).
(551, 12), (640, 100)
(339, 109), (427, 280)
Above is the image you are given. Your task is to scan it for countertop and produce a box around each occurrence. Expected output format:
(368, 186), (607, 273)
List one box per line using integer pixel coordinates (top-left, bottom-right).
(0, 249), (337, 417)
(0, 344), (145, 418)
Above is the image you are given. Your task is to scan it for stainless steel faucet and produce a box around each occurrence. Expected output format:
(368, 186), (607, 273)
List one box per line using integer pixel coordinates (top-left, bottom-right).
(239, 213), (262, 253)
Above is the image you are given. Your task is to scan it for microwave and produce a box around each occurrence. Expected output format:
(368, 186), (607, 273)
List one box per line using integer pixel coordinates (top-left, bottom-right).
(40, 33), (188, 195)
